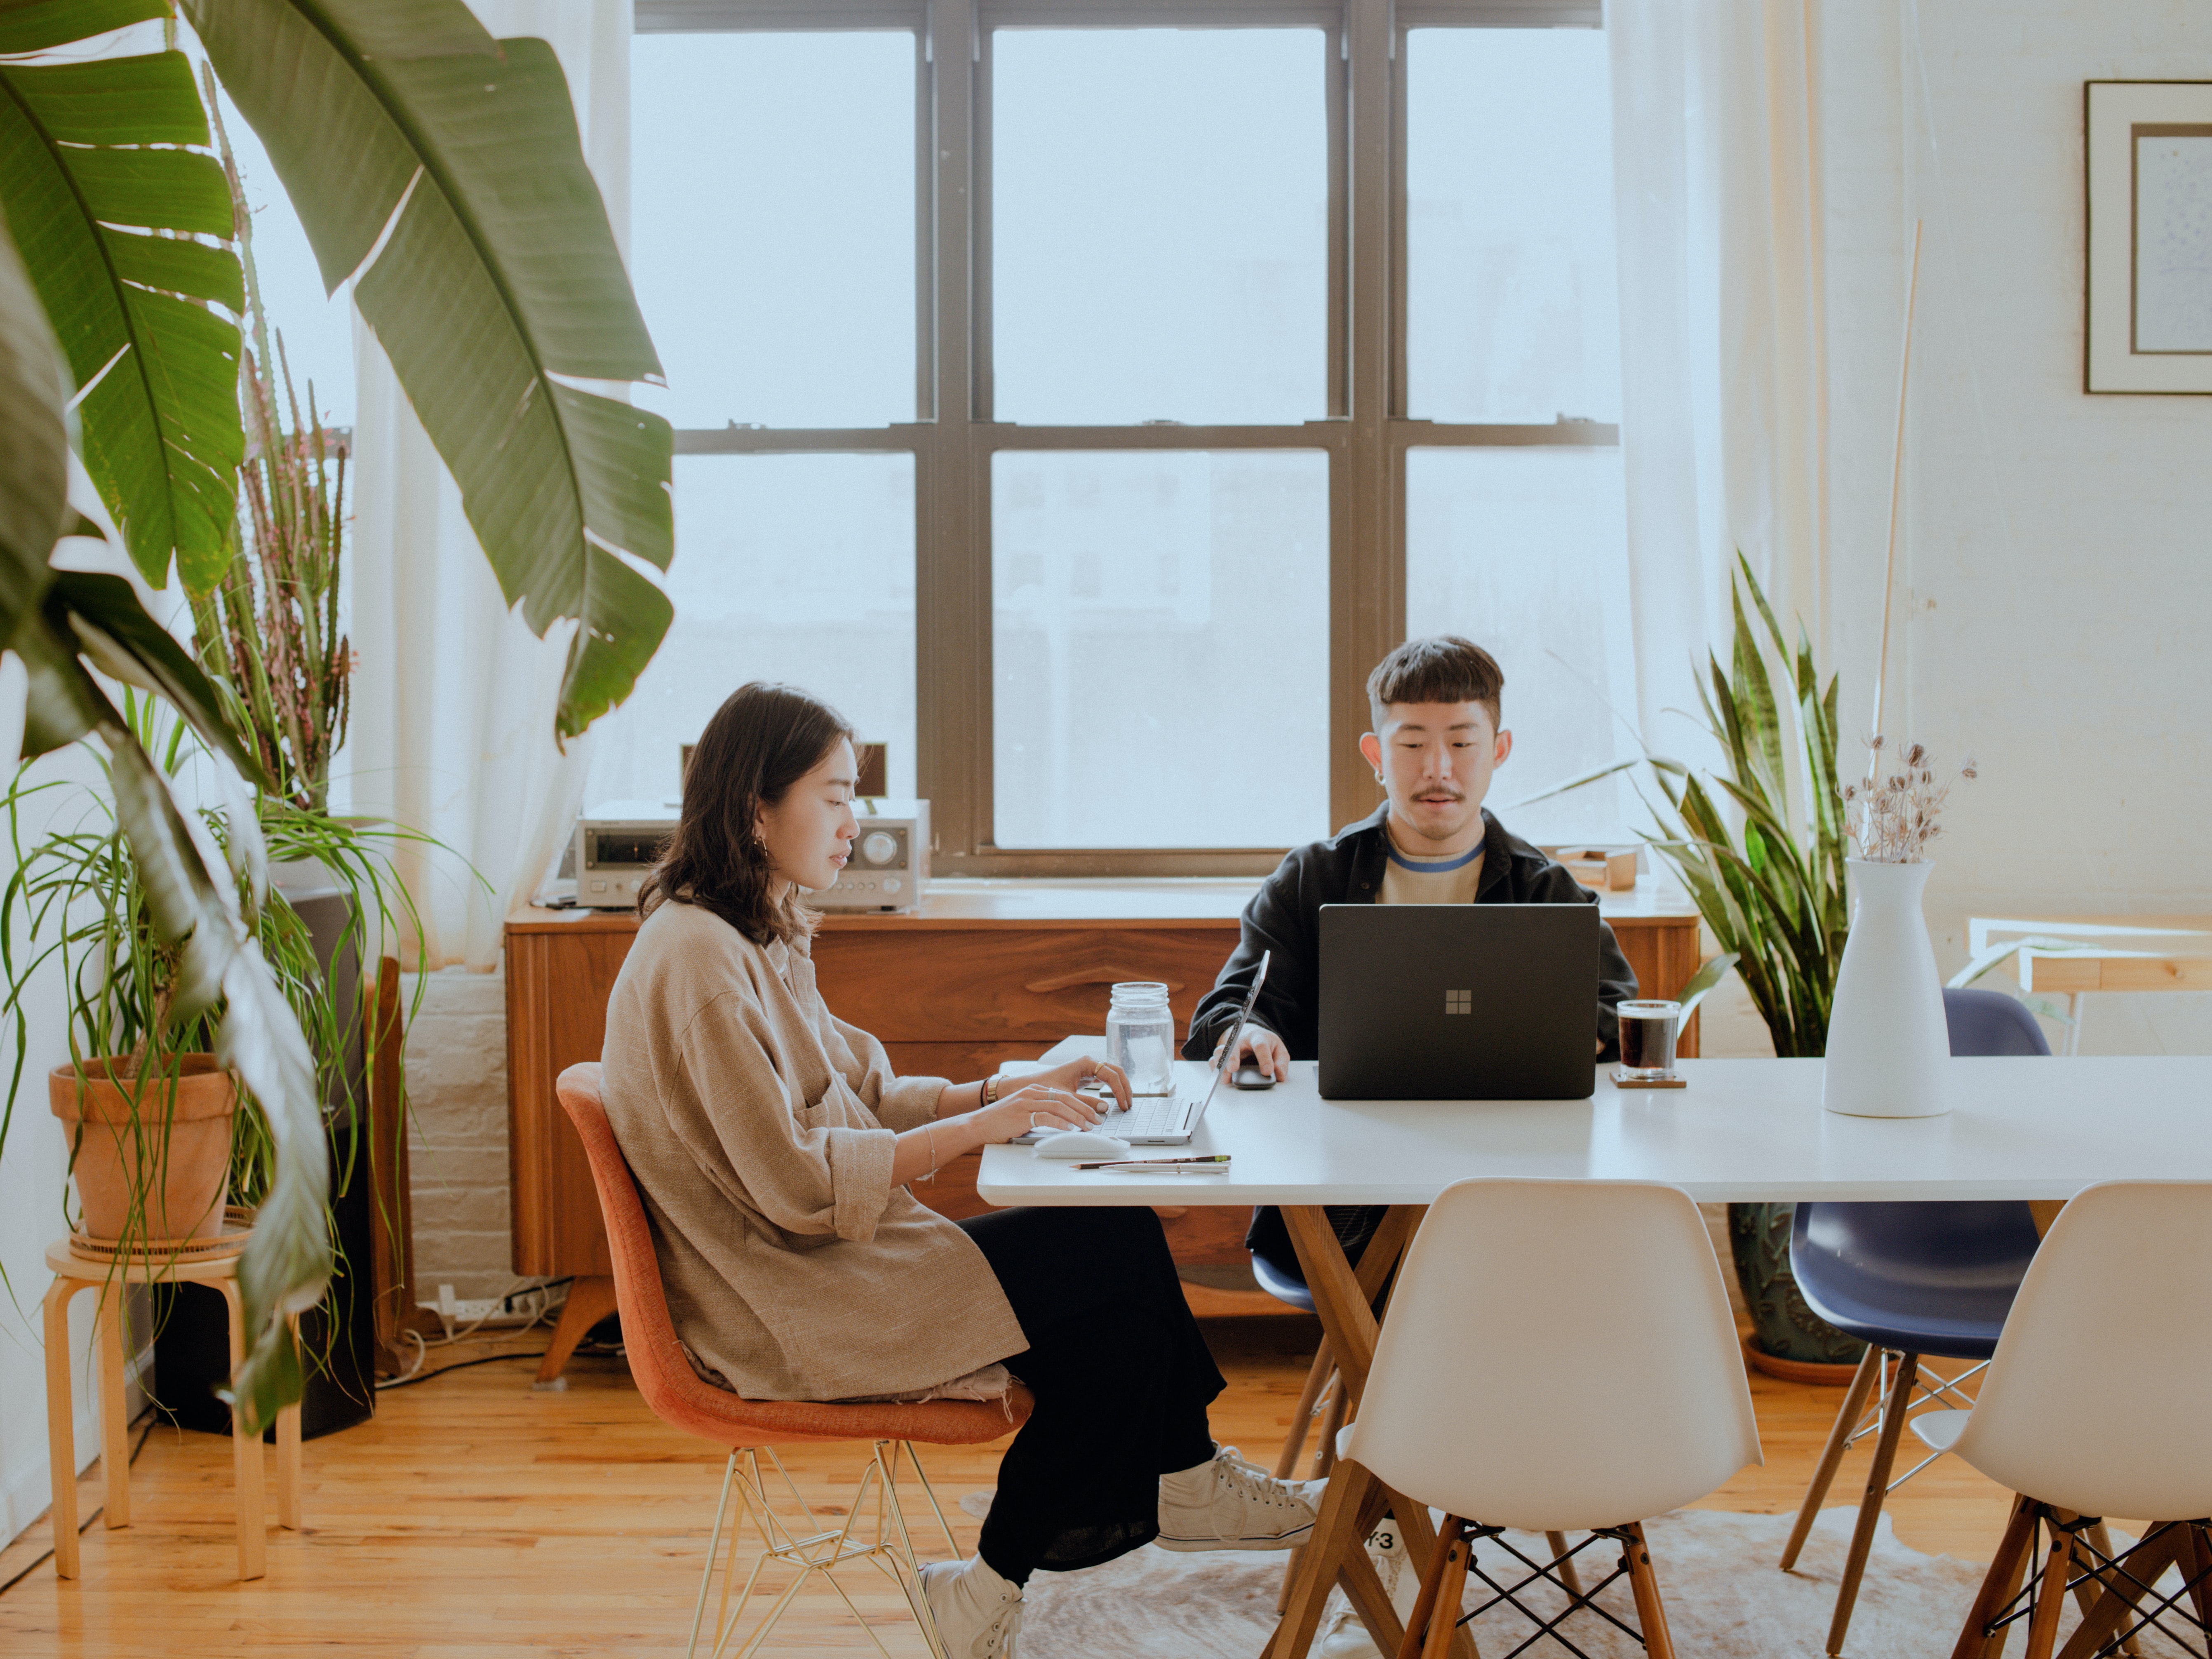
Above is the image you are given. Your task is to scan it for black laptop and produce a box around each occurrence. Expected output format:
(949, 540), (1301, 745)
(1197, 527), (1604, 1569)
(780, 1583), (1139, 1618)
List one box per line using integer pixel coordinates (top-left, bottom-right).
(1318, 904), (1600, 1100)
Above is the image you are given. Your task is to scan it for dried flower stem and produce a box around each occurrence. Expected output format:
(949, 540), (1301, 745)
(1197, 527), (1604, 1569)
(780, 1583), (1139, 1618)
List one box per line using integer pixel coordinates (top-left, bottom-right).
(1843, 736), (1976, 862)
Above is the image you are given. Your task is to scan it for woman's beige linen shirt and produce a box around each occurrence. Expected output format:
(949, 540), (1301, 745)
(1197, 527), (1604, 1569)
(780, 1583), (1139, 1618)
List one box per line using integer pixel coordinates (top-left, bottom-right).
(599, 900), (1026, 1401)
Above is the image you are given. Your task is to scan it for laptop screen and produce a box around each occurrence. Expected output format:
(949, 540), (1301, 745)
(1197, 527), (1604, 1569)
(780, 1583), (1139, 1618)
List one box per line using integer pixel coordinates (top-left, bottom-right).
(1191, 949), (1269, 1121)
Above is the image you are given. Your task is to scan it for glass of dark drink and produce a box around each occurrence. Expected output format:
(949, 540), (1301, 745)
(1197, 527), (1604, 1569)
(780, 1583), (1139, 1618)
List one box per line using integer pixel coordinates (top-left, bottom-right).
(1618, 1000), (1682, 1080)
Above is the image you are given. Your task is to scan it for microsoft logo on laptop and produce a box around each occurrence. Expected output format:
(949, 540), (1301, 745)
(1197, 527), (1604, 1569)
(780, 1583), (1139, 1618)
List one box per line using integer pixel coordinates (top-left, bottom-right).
(1444, 989), (1472, 1016)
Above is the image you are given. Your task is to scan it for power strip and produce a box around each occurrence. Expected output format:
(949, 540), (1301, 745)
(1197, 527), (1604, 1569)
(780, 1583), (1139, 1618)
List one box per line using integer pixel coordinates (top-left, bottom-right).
(419, 1281), (569, 1332)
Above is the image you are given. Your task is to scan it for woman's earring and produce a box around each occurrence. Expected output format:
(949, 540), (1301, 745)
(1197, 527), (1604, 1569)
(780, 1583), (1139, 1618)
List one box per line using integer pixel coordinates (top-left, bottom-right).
(1373, 770), (1385, 784)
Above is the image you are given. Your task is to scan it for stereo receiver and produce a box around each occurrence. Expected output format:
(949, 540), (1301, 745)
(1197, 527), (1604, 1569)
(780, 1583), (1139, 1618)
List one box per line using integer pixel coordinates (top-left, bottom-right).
(817, 799), (929, 912)
(572, 799), (929, 913)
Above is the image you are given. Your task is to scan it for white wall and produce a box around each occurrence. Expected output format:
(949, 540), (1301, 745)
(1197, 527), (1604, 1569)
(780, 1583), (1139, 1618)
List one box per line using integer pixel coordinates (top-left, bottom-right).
(1817, 0), (2212, 1057)
(0, 745), (137, 1552)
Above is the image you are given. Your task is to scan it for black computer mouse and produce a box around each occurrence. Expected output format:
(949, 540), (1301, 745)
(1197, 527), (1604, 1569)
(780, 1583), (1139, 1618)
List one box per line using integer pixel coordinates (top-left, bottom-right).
(1231, 1064), (1276, 1090)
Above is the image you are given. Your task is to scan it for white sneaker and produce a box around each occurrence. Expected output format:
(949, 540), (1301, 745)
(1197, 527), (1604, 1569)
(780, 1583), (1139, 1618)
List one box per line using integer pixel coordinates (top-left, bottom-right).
(1318, 1520), (1414, 1657)
(1155, 1444), (1326, 1552)
(919, 1557), (1022, 1658)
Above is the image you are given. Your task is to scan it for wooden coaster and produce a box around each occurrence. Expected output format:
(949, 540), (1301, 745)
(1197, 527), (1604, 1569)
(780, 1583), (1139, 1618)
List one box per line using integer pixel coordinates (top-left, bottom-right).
(1611, 1069), (1686, 1089)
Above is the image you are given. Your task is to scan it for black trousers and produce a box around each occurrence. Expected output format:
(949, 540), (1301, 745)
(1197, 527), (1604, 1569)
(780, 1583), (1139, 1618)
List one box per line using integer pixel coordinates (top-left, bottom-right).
(957, 1205), (1226, 1582)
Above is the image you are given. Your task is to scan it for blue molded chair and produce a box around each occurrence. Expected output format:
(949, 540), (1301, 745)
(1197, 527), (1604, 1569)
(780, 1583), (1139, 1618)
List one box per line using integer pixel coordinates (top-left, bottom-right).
(1781, 988), (2068, 1658)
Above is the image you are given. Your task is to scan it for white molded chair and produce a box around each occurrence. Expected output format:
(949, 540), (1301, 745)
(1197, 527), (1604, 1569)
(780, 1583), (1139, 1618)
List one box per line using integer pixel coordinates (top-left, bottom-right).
(1911, 1181), (2212, 1659)
(1283, 1179), (1763, 1659)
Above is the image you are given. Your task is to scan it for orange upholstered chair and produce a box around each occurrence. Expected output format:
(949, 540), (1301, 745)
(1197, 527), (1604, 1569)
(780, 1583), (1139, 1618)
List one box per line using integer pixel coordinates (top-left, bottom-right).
(557, 1062), (1032, 1659)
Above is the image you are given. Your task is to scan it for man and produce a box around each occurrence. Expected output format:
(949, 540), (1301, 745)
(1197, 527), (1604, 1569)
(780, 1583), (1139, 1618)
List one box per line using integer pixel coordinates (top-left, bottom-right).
(1183, 635), (1638, 1267)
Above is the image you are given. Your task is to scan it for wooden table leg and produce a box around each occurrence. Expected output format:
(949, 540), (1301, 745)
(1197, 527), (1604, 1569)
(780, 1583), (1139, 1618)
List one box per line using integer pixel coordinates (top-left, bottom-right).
(535, 1275), (619, 1387)
(1275, 1459), (1380, 1659)
(220, 1279), (266, 1581)
(44, 1278), (82, 1580)
(1273, 1208), (1469, 1659)
(96, 1283), (131, 1530)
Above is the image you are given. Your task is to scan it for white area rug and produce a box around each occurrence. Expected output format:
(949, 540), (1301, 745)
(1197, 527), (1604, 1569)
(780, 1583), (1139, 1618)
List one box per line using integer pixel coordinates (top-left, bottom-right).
(956, 1493), (2197, 1657)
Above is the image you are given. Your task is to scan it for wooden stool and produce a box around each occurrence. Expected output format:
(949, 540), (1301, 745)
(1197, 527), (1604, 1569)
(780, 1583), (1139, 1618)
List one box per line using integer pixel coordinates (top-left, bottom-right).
(43, 1239), (302, 1581)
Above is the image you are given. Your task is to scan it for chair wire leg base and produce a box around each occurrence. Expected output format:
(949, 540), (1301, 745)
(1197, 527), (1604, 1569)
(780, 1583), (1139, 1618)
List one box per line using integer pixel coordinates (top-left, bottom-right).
(685, 1440), (966, 1659)
(1958, 1506), (2212, 1659)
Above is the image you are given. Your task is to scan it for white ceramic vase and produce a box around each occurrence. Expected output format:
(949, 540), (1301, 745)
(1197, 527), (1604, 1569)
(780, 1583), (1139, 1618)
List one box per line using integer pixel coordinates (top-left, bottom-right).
(1823, 858), (1951, 1118)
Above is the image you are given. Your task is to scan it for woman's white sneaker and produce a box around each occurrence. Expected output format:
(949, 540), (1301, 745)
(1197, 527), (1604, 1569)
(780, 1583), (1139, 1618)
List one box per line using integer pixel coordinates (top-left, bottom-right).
(1156, 1445), (1326, 1551)
(919, 1557), (1023, 1658)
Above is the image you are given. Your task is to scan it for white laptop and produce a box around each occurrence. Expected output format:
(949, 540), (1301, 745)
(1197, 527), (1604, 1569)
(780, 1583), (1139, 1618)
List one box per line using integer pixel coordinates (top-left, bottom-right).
(1046, 951), (1271, 1147)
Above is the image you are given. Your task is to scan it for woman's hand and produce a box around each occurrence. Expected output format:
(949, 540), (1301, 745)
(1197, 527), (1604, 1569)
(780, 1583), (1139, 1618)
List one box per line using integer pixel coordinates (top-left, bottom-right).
(1030, 1055), (1134, 1114)
(971, 1080), (1105, 1144)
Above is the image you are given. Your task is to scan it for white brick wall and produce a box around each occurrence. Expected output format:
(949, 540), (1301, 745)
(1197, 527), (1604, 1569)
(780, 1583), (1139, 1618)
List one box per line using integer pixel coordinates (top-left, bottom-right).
(403, 966), (522, 1301)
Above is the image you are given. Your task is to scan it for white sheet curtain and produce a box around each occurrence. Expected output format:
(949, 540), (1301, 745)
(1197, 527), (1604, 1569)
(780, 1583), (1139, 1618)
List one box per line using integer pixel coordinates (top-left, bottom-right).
(1608, 0), (1831, 762)
(342, 0), (634, 970)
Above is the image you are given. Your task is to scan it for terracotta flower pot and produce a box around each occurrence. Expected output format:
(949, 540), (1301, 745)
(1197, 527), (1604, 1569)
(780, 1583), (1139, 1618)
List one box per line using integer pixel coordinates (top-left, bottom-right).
(49, 1055), (237, 1243)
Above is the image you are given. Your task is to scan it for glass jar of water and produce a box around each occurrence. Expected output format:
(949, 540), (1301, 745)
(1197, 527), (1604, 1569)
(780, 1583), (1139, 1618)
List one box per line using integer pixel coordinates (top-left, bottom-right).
(1106, 982), (1177, 1096)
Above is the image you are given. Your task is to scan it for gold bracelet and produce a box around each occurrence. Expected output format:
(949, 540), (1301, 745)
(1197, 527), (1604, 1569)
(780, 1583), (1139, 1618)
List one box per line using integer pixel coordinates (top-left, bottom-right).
(922, 1121), (938, 1183)
(981, 1073), (1001, 1107)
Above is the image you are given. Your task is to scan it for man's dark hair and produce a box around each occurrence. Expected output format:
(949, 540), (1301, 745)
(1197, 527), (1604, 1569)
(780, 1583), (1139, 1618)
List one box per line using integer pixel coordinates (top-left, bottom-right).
(1366, 635), (1505, 730)
(638, 681), (854, 945)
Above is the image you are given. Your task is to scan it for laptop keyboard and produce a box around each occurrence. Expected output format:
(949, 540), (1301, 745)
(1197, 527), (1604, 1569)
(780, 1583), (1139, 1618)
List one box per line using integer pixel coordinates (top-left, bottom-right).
(1113, 1095), (1192, 1141)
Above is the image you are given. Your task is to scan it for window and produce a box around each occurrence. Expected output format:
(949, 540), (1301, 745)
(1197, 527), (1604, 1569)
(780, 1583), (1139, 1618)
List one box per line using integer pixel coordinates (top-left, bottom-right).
(615, 0), (1622, 874)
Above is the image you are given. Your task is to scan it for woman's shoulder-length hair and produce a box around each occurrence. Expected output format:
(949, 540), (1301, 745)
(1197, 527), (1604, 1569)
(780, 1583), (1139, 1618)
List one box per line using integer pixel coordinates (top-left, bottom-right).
(636, 682), (853, 947)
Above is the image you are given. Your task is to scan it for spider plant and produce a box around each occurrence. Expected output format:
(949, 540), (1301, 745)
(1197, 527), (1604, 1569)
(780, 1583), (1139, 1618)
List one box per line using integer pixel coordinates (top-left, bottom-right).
(0, 699), (440, 1320)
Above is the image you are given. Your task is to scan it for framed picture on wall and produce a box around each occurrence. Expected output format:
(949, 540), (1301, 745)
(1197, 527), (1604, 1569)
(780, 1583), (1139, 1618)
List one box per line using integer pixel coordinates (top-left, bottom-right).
(2086, 80), (2212, 393)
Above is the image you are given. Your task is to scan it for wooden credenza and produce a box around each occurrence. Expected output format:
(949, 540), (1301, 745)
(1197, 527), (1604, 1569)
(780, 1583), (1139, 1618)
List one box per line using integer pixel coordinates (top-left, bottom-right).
(505, 880), (1703, 1380)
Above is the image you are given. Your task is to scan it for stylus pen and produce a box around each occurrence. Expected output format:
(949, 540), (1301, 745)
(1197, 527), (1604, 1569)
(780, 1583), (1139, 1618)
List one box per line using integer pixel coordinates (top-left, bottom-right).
(1075, 1155), (1233, 1171)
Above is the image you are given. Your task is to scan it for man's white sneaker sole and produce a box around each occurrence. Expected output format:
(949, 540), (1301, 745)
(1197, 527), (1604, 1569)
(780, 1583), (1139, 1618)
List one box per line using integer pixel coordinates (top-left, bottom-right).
(1153, 1520), (1315, 1552)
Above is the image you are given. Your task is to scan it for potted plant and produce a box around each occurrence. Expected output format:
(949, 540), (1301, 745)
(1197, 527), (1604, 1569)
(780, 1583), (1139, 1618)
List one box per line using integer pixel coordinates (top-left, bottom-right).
(1640, 557), (1863, 1368)
(2, 694), (312, 1257)
(0, 0), (672, 1430)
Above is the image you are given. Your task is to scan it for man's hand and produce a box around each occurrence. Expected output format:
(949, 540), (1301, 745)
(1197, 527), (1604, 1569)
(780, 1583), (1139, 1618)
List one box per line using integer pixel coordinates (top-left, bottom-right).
(1216, 1024), (1291, 1083)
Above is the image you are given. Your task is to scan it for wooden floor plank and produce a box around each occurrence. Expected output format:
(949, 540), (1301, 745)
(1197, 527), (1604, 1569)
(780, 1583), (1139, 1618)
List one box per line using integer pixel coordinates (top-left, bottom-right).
(0, 1317), (2046, 1656)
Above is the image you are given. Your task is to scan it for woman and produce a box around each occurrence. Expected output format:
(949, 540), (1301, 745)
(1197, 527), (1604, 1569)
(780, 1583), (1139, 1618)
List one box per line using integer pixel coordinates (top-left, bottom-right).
(599, 683), (1323, 1659)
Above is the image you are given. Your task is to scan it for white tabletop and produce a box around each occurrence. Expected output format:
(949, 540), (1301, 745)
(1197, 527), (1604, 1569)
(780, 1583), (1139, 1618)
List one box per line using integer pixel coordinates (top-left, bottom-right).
(975, 1054), (2212, 1206)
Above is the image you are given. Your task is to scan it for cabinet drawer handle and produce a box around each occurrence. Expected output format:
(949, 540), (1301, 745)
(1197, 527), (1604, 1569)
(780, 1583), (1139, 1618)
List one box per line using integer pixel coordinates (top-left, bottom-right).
(1022, 970), (1188, 994)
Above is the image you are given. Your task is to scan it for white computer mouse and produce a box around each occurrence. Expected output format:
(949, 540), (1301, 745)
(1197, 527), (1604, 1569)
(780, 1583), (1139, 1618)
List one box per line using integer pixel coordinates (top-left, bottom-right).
(1033, 1129), (1134, 1160)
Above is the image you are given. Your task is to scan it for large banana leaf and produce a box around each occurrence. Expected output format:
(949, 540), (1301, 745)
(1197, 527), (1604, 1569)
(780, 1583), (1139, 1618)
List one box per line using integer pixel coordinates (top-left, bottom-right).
(0, 191), (322, 1431)
(185, 0), (675, 740)
(0, 200), (64, 644)
(0, 17), (245, 594)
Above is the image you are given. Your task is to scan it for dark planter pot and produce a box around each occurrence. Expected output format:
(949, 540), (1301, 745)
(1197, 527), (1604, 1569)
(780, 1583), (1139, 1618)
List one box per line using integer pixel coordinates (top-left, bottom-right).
(153, 881), (376, 1441)
(1727, 1200), (1868, 1367)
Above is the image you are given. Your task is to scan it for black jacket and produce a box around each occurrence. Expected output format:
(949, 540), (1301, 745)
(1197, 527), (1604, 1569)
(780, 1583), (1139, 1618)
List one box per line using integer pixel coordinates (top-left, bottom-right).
(1182, 803), (1639, 1068)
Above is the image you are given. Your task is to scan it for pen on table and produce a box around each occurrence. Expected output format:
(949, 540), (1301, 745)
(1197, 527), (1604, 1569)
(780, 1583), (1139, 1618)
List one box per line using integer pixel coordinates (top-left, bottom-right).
(1073, 1154), (1232, 1172)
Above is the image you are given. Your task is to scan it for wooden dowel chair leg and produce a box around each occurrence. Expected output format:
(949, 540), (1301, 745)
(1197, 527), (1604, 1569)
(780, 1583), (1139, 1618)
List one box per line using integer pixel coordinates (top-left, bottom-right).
(1397, 1515), (1465, 1659)
(2054, 1522), (2188, 1659)
(2023, 1514), (2075, 1659)
(1827, 1349), (1918, 1657)
(1415, 1535), (1473, 1659)
(1782, 1344), (1884, 1572)
(1953, 1494), (2038, 1659)
(2071, 1520), (2141, 1658)
(1622, 1523), (1677, 1659)
(1545, 1532), (1583, 1601)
